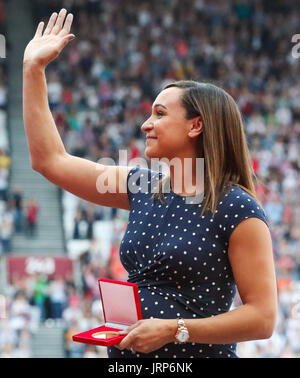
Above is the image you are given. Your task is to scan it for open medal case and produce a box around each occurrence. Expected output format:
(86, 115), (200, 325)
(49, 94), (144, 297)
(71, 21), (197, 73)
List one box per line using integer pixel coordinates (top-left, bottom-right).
(72, 278), (142, 346)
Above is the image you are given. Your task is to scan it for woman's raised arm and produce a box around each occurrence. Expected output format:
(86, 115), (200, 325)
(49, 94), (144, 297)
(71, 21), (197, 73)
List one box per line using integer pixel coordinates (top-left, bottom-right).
(23, 9), (75, 169)
(23, 9), (131, 211)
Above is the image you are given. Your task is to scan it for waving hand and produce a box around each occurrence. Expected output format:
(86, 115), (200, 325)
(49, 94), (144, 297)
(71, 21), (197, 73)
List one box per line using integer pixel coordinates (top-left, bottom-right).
(23, 8), (75, 67)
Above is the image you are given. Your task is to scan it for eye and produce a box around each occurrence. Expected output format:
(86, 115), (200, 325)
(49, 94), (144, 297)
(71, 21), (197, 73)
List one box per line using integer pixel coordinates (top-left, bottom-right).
(156, 111), (164, 117)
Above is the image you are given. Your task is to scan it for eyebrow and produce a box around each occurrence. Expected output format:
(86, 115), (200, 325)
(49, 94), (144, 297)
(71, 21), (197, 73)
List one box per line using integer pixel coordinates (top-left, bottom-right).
(152, 103), (168, 111)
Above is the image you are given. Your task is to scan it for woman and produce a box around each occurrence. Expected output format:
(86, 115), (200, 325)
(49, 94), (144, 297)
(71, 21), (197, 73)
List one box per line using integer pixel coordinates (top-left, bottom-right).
(23, 9), (277, 358)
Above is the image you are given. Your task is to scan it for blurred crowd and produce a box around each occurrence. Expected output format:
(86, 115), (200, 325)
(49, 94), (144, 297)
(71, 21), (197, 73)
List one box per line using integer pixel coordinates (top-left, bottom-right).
(0, 272), (108, 358)
(0, 10), (40, 255)
(0, 173), (40, 253)
(1, 0), (299, 358)
(0, 0), (11, 254)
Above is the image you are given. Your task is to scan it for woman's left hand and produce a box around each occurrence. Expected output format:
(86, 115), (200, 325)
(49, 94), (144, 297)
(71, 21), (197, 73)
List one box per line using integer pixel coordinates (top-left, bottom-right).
(115, 318), (177, 354)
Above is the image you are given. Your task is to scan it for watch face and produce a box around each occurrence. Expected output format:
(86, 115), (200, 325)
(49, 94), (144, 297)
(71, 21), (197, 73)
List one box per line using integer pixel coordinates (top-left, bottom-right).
(178, 330), (189, 342)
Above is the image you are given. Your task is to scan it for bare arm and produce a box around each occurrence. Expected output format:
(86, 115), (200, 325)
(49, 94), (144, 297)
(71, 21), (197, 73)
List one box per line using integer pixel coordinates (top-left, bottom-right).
(182, 218), (278, 344)
(23, 9), (131, 210)
(117, 218), (278, 353)
(23, 9), (73, 168)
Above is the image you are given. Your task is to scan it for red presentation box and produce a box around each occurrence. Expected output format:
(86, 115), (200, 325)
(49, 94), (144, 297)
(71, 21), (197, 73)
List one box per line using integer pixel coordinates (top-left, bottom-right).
(72, 278), (142, 346)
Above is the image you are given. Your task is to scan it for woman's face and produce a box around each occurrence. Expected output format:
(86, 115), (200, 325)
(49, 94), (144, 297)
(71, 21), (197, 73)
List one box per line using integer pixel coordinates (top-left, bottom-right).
(141, 87), (198, 160)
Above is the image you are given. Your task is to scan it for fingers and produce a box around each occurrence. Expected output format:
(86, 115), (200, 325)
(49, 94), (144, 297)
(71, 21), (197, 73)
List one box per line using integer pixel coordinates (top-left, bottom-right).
(118, 325), (140, 350)
(38, 9), (73, 39)
(52, 8), (67, 35)
(118, 321), (140, 336)
(119, 322), (140, 335)
(118, 333), (135, 350)
(43, 12), (58, 36)
(60, 13), (73, 35)
(34, 22), (44, 38)
(58, 33), (76, 51)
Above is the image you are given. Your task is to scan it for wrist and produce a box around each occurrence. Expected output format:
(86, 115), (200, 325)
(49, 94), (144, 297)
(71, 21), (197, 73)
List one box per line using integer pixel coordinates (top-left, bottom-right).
(165, 319), (178, 343)
(23, 59), (45, 73)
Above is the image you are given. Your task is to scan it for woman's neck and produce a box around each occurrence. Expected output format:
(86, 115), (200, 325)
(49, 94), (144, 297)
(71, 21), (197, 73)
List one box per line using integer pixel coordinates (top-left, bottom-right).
(169, 156), (204, 197)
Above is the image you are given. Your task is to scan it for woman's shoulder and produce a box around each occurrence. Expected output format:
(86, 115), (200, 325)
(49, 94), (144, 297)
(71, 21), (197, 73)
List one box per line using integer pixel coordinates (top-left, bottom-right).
(127, 165), (161, 177)
(218, 184), (265, 213)
(215, 183), (269, 240)
(127, 165), (162, 183)
(126, 165), (162, 198)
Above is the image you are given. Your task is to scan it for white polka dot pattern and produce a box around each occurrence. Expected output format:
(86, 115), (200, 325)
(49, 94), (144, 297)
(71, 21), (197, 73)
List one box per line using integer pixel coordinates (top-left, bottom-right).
(108, 167), (269, 359)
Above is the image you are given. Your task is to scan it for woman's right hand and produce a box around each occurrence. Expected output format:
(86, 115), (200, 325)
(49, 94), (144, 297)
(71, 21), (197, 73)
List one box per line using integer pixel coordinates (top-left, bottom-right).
(23, 8), (75, 68)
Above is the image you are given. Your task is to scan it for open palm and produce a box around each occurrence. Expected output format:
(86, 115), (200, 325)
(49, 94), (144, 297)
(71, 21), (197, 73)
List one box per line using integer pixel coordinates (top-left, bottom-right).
(23, 8), (75, 67)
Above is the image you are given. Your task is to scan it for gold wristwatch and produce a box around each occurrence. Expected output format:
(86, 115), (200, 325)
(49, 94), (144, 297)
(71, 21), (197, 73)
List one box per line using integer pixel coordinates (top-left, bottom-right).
(175, 318), (189, 343)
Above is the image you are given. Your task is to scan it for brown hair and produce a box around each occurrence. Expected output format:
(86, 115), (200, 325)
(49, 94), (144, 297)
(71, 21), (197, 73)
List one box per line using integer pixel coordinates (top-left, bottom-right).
(152, 80), (263, 216)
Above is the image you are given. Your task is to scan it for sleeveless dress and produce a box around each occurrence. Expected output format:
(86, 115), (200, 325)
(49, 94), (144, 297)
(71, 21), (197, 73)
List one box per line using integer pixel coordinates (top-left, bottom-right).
(107, 166), (269, 358)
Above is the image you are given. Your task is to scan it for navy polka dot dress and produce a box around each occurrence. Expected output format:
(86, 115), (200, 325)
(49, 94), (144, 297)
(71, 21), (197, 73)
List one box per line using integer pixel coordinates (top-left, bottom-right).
(107, 166), (269, 358)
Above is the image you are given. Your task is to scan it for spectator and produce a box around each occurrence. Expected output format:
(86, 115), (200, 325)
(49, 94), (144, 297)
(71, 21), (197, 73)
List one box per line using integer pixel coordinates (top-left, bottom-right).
(0, 148), (10, 170)
(49, 277), (67, 319)
(32, 275), (48, 321)
(0, 201), (14, 254)
(0, 166), (8, 201)
(11, 185), (24, 233)
(25, 197), (39, 237)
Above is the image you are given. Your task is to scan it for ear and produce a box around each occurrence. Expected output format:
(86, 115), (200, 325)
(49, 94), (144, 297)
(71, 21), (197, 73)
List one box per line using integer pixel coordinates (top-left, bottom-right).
(188, 116), (203, 138)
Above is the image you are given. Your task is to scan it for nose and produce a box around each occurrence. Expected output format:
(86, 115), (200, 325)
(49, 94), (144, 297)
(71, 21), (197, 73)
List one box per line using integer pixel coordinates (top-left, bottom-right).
(141, 118), (154, 133)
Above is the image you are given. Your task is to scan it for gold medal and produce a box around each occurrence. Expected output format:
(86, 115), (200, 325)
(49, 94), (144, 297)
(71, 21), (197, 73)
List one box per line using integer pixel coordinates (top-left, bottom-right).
(92, 331), (120, 339)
